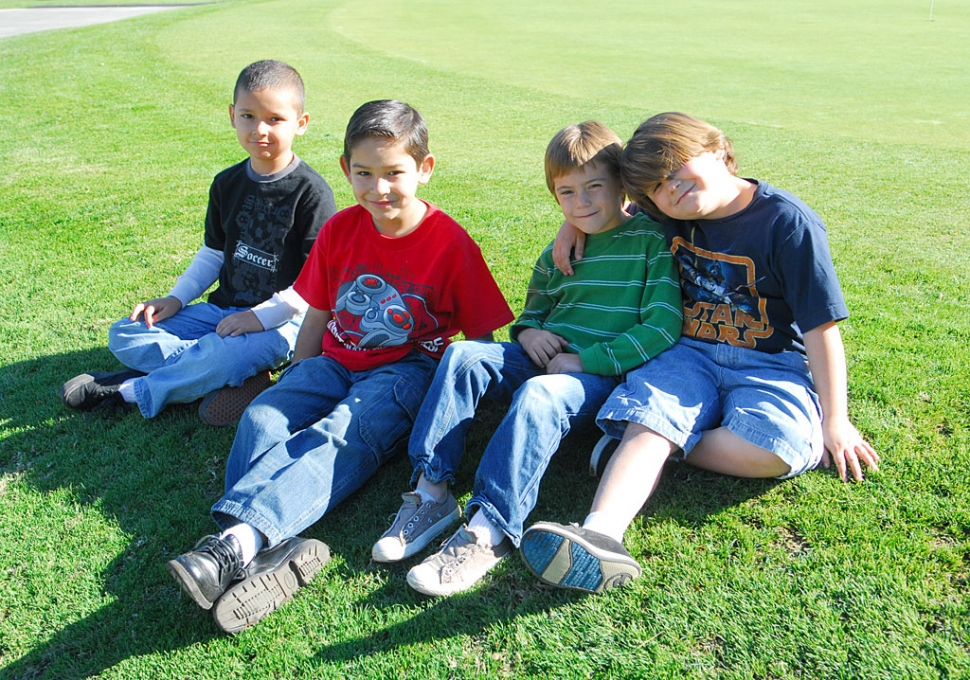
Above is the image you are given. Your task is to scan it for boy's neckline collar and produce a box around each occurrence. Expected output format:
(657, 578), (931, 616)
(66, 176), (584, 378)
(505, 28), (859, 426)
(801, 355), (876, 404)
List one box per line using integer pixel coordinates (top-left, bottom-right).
(246, 154), (301, 183)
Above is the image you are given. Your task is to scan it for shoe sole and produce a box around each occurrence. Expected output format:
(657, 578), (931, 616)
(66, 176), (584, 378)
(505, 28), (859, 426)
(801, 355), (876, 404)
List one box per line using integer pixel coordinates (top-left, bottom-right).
(371, 505), (460, 563)
(198, 371), (272, 427)
(520, 523), (641, 594)
(212, 538), (330, 634)
(166, 558), (220, 610)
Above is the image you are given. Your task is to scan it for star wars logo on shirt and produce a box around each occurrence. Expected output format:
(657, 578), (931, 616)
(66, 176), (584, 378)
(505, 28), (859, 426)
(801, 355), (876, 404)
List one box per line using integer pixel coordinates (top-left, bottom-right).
(330, 273), (442, 351)
(672, 238), (773, 349)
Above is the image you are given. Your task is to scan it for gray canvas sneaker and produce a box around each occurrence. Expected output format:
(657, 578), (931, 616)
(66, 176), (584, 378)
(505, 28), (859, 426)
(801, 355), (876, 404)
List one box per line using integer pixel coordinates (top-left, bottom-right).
(406, 525), (511, 597)
(372, 491), (460, 563)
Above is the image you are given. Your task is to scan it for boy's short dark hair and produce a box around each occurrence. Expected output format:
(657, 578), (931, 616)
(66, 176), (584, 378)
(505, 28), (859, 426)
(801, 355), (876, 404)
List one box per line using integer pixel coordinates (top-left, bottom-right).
(342, 100), (430, 165)
(622, 112), (737, 215)
(234, 60), (306, 113)
(544, 121), (623, 195)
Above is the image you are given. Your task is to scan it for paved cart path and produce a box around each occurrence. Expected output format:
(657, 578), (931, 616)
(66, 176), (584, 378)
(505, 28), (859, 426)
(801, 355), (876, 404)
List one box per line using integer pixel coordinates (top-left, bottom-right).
(0, 5), (187, 39)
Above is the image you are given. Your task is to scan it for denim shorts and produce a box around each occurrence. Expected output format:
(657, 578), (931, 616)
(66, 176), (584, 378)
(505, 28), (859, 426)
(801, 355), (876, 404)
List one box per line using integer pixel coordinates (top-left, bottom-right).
(596, 337), (823, 479)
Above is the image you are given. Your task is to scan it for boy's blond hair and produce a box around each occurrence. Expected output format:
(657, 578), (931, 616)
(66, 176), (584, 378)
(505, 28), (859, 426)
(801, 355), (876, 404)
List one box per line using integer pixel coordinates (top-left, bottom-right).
(544, 121), (623, 196)
(621, 112), (738, 217)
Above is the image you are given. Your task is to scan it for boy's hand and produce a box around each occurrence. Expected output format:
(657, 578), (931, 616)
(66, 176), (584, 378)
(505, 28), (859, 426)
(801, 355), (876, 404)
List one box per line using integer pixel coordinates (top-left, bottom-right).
(545, 352), (583, 375)
(820, 415), (879, 482)
(552, 221), (586, 275)
(216, 310), (265, 338)
(130, 296), (182, 328)
(518, 328), (568, 368)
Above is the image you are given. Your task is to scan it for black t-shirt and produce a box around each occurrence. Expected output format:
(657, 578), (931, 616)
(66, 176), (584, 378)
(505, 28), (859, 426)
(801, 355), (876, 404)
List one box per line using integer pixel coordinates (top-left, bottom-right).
(203, 157), (336, 308)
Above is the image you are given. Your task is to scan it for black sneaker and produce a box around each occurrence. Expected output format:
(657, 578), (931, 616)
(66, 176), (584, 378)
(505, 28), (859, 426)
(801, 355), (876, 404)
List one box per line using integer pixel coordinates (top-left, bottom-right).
(589, 435), (619, 478)
(166, 534), (244, 610)
(60, 369), (144, 410)
(520, 521), (641, 594)
(212, 537), (330, 634)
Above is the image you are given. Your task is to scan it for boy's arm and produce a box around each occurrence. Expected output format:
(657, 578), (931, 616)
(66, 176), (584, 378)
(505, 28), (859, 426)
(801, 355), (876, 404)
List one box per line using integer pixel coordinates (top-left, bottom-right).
(291, 305), (332, 363)
(511, 250), (569, 368)
(576, 240), (683, 376)
(130, 245), (223, 327)
(551, 221), (586, 276)
(803, 321), (879, 482)
(247, 287), (309, 331)
(166, 245), (223, 308)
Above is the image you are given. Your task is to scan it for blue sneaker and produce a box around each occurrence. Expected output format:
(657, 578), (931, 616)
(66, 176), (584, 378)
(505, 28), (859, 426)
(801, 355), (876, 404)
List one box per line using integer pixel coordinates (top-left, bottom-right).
(520, 522), (640, 594)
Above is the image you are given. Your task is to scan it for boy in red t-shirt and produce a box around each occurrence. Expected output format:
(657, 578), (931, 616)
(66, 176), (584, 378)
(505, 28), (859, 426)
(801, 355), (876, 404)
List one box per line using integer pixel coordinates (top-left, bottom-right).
(166, 100), (513, 633)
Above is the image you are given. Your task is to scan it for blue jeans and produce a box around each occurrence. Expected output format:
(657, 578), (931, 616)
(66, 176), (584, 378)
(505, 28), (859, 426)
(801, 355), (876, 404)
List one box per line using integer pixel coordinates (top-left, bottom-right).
(212, 351), (438, 547)
(409, 341), (620, 547)
(108, 302), (301, 418)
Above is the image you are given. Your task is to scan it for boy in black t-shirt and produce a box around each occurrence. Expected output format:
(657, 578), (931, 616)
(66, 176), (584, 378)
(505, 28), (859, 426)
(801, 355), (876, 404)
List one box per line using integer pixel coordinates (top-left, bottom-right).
(61, 60), (336, 425)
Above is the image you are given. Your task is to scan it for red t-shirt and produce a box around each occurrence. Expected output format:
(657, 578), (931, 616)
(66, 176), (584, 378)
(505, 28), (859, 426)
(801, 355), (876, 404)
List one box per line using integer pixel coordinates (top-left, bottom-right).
(295, 203), (513, 371)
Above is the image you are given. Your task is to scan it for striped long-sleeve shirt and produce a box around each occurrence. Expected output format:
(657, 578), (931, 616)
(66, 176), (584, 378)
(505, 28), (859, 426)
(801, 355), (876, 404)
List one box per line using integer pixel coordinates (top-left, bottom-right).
(511, 212), (682, 376)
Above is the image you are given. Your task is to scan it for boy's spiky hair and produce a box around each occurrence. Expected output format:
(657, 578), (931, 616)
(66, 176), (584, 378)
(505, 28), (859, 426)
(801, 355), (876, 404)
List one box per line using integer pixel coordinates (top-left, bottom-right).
(343, 100), (430, 165)
(622, 112), (737, 217)
(544, 121), (623, 195)
(234, 60), (306, 113)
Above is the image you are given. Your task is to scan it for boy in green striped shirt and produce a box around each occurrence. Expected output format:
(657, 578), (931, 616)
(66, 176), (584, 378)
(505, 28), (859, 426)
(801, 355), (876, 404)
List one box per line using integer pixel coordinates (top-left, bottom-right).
(370, 121), (683, 596)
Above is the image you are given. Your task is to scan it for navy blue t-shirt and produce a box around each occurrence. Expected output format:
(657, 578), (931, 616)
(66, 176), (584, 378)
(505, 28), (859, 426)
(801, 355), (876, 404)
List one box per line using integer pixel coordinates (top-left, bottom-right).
(659, 180), (848, 355)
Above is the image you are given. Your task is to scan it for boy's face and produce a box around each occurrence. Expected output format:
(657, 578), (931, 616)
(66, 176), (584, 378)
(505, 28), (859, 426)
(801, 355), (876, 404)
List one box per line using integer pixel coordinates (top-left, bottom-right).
(230, 87), (309, 175)
(340, 137), (434, 235)
(645, 150), (737, 221)
(554, 163), (626, 235)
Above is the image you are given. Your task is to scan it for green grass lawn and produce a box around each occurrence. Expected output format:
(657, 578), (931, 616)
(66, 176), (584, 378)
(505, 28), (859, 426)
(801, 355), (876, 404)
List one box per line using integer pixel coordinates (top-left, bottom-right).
(1, 0), (968, 677)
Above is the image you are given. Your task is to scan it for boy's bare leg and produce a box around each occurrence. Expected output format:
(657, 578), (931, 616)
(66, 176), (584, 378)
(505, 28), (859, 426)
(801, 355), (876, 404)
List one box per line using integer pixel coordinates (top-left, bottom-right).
(584, 423), (677, 539)
(685, 427), (791, 478)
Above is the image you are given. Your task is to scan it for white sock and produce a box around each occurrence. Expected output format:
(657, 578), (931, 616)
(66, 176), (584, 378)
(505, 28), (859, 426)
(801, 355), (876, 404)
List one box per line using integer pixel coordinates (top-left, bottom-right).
(118, 379), (138, 403)
(582, 512), (626, 543)
(219, 523), (264, 567)
(414, 475), (448, 504)
(467, 511), (505, 547)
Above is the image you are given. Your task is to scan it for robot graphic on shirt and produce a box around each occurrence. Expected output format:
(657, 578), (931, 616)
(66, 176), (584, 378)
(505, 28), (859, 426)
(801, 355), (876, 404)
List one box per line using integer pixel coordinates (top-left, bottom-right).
(335, 274), (438, 349)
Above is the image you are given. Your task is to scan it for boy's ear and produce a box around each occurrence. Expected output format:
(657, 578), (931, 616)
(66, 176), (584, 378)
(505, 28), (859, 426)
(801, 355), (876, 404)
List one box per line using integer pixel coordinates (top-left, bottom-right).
(339, 155), (351, 181)
(296, 112), (310, 136)
(418, 154), (435, 184)
(228, 104), (236, 128)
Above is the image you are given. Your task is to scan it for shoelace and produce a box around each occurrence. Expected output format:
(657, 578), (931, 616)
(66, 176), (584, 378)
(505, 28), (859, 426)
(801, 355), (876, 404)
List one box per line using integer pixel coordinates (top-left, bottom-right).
(195, 535), (242, 576)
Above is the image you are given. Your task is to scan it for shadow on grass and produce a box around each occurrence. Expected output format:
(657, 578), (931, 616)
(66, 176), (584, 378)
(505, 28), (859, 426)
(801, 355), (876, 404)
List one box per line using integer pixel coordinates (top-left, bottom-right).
(0, 351), (782, 675)
(0, 350), (233, 677)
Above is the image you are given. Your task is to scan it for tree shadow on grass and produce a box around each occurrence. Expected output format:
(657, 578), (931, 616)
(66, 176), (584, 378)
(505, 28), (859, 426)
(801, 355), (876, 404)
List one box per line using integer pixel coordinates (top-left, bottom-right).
(0, 352), (785, 675)
(0, 350), (234, 677)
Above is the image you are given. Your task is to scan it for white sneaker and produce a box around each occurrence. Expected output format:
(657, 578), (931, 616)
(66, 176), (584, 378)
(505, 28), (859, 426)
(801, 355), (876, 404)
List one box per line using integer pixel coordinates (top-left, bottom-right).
(372, 492), (460, 563)
(406, 526), (511, 597)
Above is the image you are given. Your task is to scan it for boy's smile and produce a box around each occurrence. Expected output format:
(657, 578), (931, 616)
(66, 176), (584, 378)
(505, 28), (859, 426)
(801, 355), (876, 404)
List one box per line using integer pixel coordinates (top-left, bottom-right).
(554, 163), (627, 235)
(647, 151), (753, 221)
(230, 87), (309, 175)
(340, 137), (435, 237)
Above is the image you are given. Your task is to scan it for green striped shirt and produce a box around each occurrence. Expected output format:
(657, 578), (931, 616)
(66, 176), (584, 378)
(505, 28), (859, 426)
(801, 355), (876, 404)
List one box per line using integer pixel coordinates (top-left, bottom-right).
(511, 213), (682, 376)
